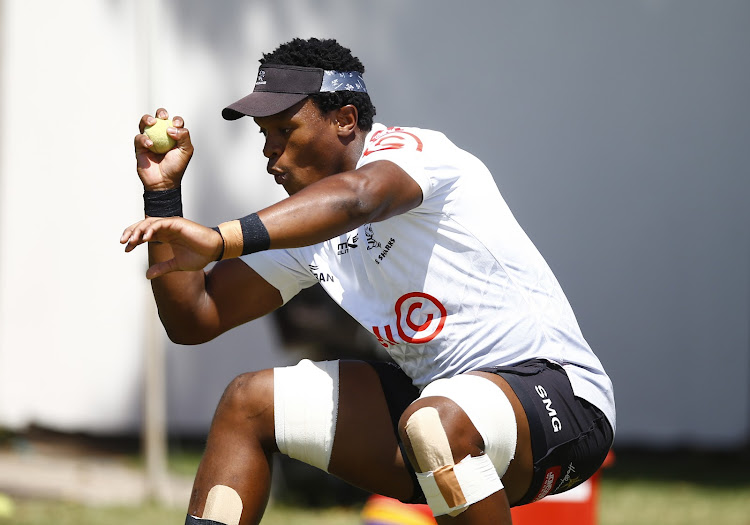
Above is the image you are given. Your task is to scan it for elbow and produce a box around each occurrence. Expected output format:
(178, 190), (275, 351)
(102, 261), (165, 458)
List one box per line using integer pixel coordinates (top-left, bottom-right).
(338, 166), (416, 224)
(159, 315), (217, 346)
(344, 196), (379, 225)
(164, 329), (208, 346)
(342, 178), (388, 224)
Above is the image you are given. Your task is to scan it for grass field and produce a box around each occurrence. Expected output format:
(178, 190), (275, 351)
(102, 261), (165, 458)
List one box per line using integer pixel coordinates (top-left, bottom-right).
(598, 450), (750, 525)
(1, 449), (749, 525)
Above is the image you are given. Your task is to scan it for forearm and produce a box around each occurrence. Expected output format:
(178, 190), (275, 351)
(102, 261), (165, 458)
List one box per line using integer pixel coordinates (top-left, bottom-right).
(148, 242), (215, 344)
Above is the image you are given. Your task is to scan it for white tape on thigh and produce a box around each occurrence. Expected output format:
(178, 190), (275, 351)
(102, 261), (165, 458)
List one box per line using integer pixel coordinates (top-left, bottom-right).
(420, 374), (517, 479)
(273, 359), (339, 472)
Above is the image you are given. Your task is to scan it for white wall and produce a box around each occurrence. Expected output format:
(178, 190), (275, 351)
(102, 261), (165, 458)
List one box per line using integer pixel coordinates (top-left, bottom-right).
(0, 0), (148, 431)
(1, 0), (748, 447)
(0, 0), (291, 433)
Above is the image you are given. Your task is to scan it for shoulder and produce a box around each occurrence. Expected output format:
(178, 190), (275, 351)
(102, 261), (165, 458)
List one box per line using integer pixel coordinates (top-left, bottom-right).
(361, 124), (451, 158)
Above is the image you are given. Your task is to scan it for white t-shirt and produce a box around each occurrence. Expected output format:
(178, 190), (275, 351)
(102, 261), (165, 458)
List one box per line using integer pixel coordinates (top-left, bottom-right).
(241, 124), (616, 432)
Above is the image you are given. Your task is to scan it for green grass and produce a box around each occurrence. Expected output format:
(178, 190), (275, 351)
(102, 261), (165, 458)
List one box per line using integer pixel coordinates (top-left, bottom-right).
(598, 449), (750, 525)
(0, 501), (362, 525)
(1, 449), (748, 525)
(600, 482), (750, 525)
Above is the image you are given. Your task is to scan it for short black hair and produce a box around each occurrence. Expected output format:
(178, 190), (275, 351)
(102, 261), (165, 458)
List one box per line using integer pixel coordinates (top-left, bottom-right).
(261, 38), (376, 131)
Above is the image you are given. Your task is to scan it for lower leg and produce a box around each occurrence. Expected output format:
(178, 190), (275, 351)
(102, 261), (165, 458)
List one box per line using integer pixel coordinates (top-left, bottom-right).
(435, 490), (513, 525)
(187, 370), (277, 525)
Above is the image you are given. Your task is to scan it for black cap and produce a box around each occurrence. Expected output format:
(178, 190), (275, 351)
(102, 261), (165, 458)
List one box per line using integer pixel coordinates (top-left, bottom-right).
(222, 64), (367, 120)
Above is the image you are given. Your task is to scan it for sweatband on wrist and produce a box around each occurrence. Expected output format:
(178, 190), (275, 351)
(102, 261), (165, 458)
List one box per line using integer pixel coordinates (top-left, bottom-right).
(144, 187), (183, 217)
(211, 226), (225, 261)
(215, 213), (270, 260)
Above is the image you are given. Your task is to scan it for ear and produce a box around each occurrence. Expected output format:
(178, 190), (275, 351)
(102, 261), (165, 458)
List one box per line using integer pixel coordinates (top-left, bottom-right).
(334, 105), (359, 137)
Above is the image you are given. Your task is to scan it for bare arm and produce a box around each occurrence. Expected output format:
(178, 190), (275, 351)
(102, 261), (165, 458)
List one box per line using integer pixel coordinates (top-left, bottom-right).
(130, 109), (282, 344)
(124, 149), (422, 342)
(144, 226), (283, 344)
(151, 255), (283, 345)
(124, 159), (422, 266)
(259, 160), (423, 248)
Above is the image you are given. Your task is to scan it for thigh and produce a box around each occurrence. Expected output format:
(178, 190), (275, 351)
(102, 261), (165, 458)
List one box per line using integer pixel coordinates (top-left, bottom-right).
(465, 371), (535, 505)
(327, 360), (420, 502)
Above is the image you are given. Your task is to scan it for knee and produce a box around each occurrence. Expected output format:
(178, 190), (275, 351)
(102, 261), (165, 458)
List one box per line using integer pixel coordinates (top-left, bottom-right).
(397, 375), (517, 517)
(398, 397), (484, 467)
(217, 370), (275, 429)
(397, 396), (503, 517)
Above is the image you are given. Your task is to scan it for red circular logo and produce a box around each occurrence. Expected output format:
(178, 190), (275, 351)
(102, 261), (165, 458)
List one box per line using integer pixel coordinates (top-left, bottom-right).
(394, 292), (446, 344)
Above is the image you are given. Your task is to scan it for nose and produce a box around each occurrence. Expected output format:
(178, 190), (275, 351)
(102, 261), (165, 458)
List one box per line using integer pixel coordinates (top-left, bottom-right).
(262, 135), (283, 159)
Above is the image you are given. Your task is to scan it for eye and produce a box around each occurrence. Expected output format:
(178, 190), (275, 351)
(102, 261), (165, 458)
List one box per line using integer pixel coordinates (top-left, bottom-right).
(280, 128), (292, 136)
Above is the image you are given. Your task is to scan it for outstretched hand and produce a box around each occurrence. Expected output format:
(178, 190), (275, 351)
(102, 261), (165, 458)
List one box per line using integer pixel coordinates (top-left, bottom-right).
(121, 217), (223, 279)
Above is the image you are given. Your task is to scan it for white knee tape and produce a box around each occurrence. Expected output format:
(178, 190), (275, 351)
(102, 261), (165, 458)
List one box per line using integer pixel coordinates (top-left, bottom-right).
(273, 359), (339, 472)
(420, 374), (517, 479)
(417, 453), (504, 516)
(405, 406), (502, 517)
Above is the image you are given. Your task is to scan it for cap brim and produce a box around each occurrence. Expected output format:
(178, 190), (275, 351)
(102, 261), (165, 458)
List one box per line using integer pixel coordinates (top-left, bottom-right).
(222, 92), (309, 120)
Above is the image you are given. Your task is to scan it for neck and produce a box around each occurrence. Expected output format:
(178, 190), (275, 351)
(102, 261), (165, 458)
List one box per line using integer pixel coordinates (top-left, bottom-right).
(341, 128), (368, 173)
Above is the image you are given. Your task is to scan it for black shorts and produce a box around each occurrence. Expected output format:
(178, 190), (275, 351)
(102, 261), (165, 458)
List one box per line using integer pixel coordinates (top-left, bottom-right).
(369, 359), (613, 506)
(477, 359), (614, 505)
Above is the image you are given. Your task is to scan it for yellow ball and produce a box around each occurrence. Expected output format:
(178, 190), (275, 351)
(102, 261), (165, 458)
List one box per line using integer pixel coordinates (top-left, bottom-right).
(144, 118), (176, 154)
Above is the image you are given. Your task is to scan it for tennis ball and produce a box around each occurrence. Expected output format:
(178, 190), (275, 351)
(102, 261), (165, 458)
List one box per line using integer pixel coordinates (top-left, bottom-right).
(0, 493), (15, 518)
(144, 118), (176, 154)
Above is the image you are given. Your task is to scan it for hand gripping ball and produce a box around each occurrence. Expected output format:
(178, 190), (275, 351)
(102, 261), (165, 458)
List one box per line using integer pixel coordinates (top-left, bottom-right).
(144, 118), (176, 154)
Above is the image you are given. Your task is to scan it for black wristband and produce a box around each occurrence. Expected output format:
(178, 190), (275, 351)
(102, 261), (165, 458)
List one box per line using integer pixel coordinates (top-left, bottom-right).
(239, 213), (271, 255)
(210, 226), (225, 261)
(144, 187), (183, 217)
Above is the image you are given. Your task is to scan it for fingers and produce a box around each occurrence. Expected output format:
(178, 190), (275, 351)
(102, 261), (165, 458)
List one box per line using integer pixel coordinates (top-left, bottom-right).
(134, 131), (154, 156)
(137, 108), (180, 133)
(136, 109), (191, 155)
(138, 112), (157, 134)
(120, 217), (167, 252)
(136, 112), (160, 154)
(171, 123), (192, 153)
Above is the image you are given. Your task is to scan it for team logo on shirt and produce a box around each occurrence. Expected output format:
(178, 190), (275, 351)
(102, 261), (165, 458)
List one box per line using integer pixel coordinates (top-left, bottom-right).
(309, 264), (335, 283)
(364, 224), (381, 250)
(372, 292), (447, 347)
(363, 223), (395, 264)
(363, 127), (424, 156)
(337, 233), (358, 255)
(373, 238), (396, 265)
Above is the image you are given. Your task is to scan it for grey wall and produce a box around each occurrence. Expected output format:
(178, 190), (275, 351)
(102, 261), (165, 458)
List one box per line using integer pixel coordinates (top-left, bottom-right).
(161, 1), (749, 447)
(375, 2), (750, 448)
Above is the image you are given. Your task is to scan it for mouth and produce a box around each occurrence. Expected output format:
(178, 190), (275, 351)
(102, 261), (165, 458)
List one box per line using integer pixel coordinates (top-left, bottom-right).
(267, 165), (286, 184)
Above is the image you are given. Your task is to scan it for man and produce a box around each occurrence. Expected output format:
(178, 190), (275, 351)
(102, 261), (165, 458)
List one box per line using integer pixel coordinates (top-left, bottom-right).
(122, 37), (615, 525)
